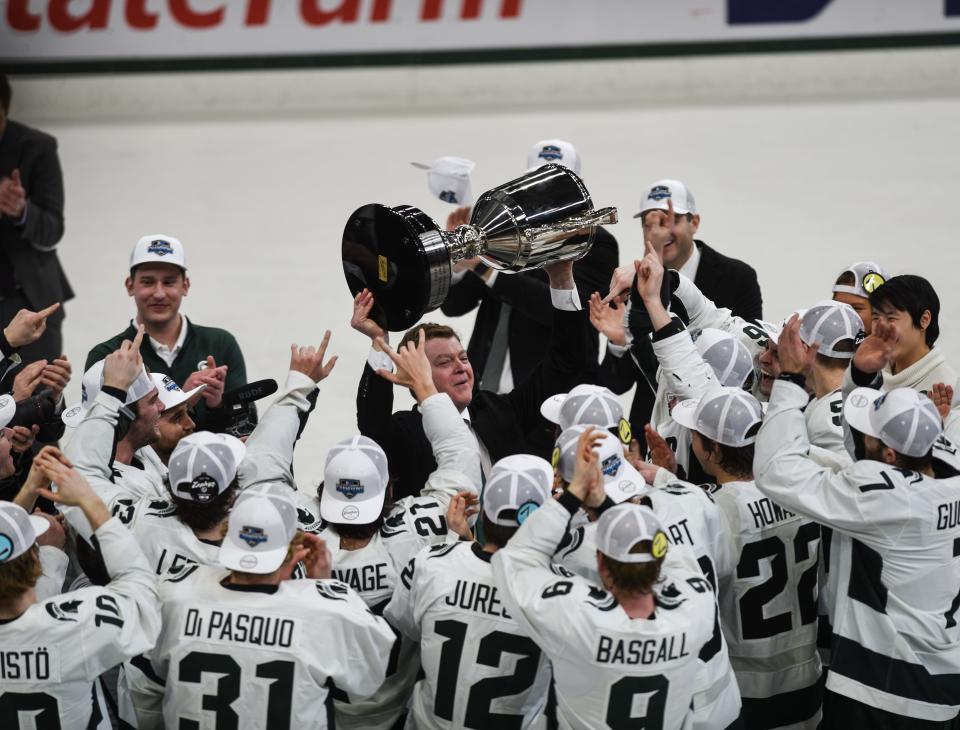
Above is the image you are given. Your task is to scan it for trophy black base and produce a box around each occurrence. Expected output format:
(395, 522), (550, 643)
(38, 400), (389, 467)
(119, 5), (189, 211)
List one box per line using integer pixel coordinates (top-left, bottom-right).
(342, 203), (451, 332)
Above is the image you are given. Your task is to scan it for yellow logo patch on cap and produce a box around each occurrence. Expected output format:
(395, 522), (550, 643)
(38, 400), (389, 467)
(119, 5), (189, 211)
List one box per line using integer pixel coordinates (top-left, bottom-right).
(618, 418), (632, 445)
(863, 272), (885, 294)
(651, 531), (668, 559)
(551, 447), (561, 468)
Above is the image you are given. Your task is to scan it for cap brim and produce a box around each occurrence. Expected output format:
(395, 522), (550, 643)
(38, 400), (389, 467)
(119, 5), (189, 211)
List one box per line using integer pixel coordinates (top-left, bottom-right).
(61, 403), (88, 427)
(670, 398), (702, 431)
(320, 492), (386, 526)
(540, 393), (567, 425)
(164, 383), (207, 410)
(219, 542), (288, 575)
(28, 514), (50, 540)
(842, 387), (883, 439)
(604, 460), (645, 504)
(634, 204), (691, 218)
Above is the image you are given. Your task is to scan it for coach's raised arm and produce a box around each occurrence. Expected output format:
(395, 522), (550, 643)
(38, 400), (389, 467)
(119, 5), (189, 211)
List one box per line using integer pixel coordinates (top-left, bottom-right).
(353, 258), (595, 499)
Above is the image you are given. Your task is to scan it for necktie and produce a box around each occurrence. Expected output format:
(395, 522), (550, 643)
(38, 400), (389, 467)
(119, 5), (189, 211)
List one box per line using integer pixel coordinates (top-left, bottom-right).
(480, 303), (511, 391)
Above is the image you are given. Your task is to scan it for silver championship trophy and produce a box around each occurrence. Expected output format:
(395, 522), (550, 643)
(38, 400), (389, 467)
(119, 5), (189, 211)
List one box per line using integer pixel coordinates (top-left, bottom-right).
(342, 163), (618, 331)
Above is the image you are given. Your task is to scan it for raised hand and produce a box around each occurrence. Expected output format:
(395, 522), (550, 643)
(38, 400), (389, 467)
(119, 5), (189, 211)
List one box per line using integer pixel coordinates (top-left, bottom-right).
(102, 325), (146, 391)
(0, 169), (26, 218)
(34, 453), (111, 531)
(644, 425), (678, 475)
(2, 303), (60, 349)
(635, 239), (665, 304)
(568, 427), (606, 508)
(12, 360), (47, 400)
(374, 330), (438, 403)
(589, 292), (626, 346)
(776, 315), (817, 376)
(34, 511), (67, 550)
(183, 355), (229, 407)
(289, 330), (338, 383)
(40, 356), (72, 400)
(853, 318), (897, 375)
(446, 491), (479, 541)
(602, 263), (636, 305)
(446, 206), (472, 232)
(300, 533), (333, 580)
(350, 289), (386, 342)
(928, 382), (955, 421)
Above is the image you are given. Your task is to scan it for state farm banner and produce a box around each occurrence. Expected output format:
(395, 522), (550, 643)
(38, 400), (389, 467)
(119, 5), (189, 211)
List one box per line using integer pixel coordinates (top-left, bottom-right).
(2, 0), (959, 68)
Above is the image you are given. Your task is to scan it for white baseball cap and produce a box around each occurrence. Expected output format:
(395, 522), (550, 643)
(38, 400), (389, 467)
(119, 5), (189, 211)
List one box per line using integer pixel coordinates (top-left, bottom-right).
(694, 328), (755, 389)
(634, 179), (697, 218)
(411, 156), (475, 206)
(553, 426), (644, 503)
(483, 455), (552, 527)
(151, 372), (206, 411)
(672, 386), (763, 448)
(62, 359), (155, 427)
(0, 393), (15, 429)
(130, 234), (187, 271)
(596, 503), (668, 564)
(0, 502), (50, 563)
(321, 435), (390, 525)
(526, 139), (581, 174)
(167, 431), (246, 503)
(832, 261), (889, 299)
(220, 483), (298, 574)
(540, 383), (626, 435)
(764, 309), (809, 346)
(843, 387), (942, 458)
(800, 301), (865, 359)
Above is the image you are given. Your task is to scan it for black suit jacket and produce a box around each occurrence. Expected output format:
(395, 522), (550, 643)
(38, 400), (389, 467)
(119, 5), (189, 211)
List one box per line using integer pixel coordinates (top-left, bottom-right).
(357, 306), (594, 500)
(0, 120), (72, 323)
(441, 227), (618, 387)
(598, 240), (763, 454)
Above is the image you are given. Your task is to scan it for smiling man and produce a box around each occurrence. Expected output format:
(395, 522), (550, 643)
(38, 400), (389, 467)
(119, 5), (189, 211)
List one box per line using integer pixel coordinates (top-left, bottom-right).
(85, 234), (252, 432)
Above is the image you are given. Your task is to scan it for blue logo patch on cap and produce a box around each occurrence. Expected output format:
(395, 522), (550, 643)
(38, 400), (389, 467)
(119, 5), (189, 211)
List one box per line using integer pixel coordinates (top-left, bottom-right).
(162, 376), (180, 393)
(439, 190), (459, 204)
(647, 185), (672, 201)
(147, 239), (174, 256)
(0, 533), (13, 562)
(873, 393), (888, 411)
(239, 526), (267, 548)
(601, 454), (622, 477)
(336, 479), (364, 500)
(516, 501), (539, 525)
(538, 145), (563, 161)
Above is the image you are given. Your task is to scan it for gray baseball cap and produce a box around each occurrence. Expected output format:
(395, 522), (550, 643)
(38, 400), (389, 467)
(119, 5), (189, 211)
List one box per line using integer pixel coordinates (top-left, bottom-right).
(843, 387), (942, 458)
(168, 431), (246, 504)
(0, 502), (50, 563)
(483, 455), (552, 527)
(541, 384), (624, 430)
(321, 435), (390, 525)
(800, 301), (865, 359)
(694, 328), (755, 389)
(220, 483), (298, 574)
(832, 261), (889, 299)
(596, 504), (668, 563)
(671, 386), (763, 447)
(553, 426), (644, 503)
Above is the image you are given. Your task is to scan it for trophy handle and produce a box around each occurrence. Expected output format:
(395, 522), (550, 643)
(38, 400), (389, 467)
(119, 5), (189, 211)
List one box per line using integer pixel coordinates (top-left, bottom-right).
(522, 207), (619, 244)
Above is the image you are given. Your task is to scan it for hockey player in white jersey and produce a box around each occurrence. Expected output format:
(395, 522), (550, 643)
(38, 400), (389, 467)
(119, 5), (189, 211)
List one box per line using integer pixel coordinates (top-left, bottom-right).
(126, 482), (397, 730)
(136, 371), (205, 479)
(493, 428), (718, 730)
(759, 317), (960, 728)
(311, 331), (481, 729)
(0, 449), (161, 730)
(553, 425), (743, 729)
(673, 386), (823, 728)
(385, 453), (553, 729)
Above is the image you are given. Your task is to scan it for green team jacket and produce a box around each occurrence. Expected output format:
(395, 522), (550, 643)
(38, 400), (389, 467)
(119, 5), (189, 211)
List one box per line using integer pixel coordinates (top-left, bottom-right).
(84, 317), (254, 433)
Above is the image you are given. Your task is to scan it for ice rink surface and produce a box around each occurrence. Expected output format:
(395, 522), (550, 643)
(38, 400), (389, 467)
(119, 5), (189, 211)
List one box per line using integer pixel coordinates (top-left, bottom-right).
(26, 59), (960, 485)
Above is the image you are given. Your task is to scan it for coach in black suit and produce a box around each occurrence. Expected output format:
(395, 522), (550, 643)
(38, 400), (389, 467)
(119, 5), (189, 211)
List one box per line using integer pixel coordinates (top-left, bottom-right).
(353, 259), (593, 500)
(595, 179), (763, 450)
(0, 75), (71, 365)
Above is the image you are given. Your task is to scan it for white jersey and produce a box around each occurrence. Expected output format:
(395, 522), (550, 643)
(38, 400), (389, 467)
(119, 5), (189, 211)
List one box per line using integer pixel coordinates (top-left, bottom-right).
(756, 379), (960, 722)
(137, 445), (168, 482)
(36, 545), (69, 600)
(557, 476), (740, 730)
(125, 565), (397, 730)
(710, 479), (822, 727)
(804, 389), (851, 472)
(493, 498), (716, 730)
(0, 518), (160, 730)
(386, 540), (552, 729)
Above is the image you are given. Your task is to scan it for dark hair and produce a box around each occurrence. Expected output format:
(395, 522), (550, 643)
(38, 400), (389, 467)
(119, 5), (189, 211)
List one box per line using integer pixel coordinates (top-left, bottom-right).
(172, 482), (237, 532)
(0, 74), (10, 114)
(697, 433), (755, 479)
(869, 274), (940, 347)
(399, 322), (461, 351)
(601, 541), (663, 595)
(129, 264), (187, 280)
(481, 513), (519, 548)
(894, 450), (934, 474)
(834, 270), (856, 289)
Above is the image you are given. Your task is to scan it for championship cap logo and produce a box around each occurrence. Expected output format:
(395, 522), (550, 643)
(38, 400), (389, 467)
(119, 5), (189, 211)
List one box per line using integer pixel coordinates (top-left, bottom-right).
(162, 375), (180, 393)
(147, 239), (174, 256)
(439, 190), (459, 204)
(601, 454), (622, 478)
(336, 478), (364, 500)
(538, 145), (563, 162)
(239, 525), (268, 548)
(647, 185), (672, 201)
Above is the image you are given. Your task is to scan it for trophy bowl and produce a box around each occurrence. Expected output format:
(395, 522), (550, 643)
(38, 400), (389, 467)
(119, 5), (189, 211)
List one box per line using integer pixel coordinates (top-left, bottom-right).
(342, 163), (617, 331)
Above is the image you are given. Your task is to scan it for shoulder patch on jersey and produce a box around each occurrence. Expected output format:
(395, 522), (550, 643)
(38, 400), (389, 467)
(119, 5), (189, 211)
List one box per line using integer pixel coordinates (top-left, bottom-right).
(701, 482), (723, 495)
(315, 580), (350, 601)
(585, 585), (619, 612)
(428, 542), (460, 559)
(297, 507), (326, 533)
(655, 580), (687, 610)
(145, 499), (177, 517)
(556, 526), (584, 556)
(380, 510), (407, 538)
(45, 598), (82, 622)
(550, 563), (576, 579)
(658, 482), (693, 496)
